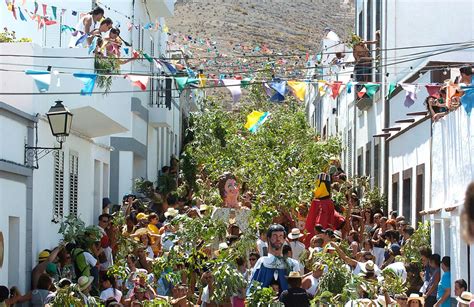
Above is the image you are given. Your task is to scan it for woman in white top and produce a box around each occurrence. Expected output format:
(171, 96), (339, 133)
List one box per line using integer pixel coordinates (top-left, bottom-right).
(100, 274), (122, 304)
(69, 7), (104, 48)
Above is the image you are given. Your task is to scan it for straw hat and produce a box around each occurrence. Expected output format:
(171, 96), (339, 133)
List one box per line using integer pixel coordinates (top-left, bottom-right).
(164, 208), (179, 218)
(285, 271), (303, 280)
(407, 293), (424, 304)
(288, 228), (304, 239)
(456, 291), (473, 305)
(77, 276), (94, 291)
(360, 260), (375, 274)
(199, 204), (209, 212)
(136, 212), (148, 220)
(38, 250), (50, 262)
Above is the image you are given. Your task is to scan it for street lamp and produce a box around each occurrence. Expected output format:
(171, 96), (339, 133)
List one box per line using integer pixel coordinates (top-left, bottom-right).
(25, 100), (73, 169)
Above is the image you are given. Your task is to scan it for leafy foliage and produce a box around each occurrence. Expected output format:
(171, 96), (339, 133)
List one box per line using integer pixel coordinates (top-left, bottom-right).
(94, 56), (120, 94)
(246, 282), (282, 307)
(401, 221), (431, 268)
(58, 215), (101, 247)
(0, 28), (31, 43)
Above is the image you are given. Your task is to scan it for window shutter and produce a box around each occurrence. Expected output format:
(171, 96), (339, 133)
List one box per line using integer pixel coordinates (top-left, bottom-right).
(347, 129), (352, 177)
(53, 151), (65, 221)
(69, 152), (79, 217)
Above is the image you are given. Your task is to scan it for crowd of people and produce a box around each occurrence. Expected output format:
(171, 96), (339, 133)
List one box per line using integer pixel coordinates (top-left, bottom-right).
(1, 155), (472, 307)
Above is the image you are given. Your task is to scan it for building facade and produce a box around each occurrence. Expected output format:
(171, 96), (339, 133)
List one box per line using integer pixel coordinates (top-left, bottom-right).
(0, 0), (180, 292)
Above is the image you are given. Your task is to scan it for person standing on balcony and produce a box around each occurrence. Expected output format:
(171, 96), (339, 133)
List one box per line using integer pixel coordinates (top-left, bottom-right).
(352, 31), (379, 83)
(68, 7), (105, 48)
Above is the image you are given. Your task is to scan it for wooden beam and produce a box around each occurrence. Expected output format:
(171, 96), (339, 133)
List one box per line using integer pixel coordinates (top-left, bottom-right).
(406, 111), (429, 116)
(373, 133), (391, 138)
(395, 118), (416, 124)
(382, 127), (402, 132)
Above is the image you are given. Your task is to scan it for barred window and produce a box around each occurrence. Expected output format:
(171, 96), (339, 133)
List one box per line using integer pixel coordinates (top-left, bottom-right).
(69, 152), (79, 217)
(53, 151), (65, 221)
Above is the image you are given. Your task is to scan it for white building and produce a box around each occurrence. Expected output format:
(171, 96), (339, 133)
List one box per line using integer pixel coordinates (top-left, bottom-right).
(307, 0), (474, 289)
(0, 0), (182, 292)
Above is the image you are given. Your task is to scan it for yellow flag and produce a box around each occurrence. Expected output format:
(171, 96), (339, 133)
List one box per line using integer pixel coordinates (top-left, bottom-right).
(287, 81), (307, 101)
(244, 111), (265, 130)
(318, 81), (327, 97)
(163, 25), (169, 33)
(198, 73), (207, 87)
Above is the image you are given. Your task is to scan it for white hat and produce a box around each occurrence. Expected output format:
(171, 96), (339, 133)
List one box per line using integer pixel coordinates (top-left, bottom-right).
(288, 228), (304, 239)
(407, 293), (424, 304)
(77, 276), (94, 291)
(360, 260), (375, 273)
(456, 291), (473, 305)
(164, 208), (179, 218)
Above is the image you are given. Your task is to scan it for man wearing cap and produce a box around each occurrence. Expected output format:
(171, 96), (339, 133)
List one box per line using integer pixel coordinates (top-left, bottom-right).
(248, 224), (300, 294)
(31, 245), (62, 289)
(288, 228), (305, 261)
(279, 271), (313, 307)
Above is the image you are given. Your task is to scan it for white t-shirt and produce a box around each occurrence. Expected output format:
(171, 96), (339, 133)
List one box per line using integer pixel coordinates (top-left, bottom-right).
(383, 262), (407, 282)
(100, 287), (122, 303)
(289, 241), (306, 261)
(83, 251), (98, 267)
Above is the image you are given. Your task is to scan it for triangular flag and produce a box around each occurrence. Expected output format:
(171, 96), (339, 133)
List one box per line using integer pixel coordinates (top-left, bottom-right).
(245, 111), (270, 133)
(61, 8), (66, 16)
(127, 75), (149, 91)
(142, 52), (153, 63)
(42, 3), (47, 16)
(51, 6), (57, 19)
(318, 81), (327, 96)
(25, 70), (51, 92)
(175, 77), (188, 91)
(88, 36), (98, 54)
(222, 79), (242, 103)
(425, 84), (441, 98)
(270, 80), (287, 97)
(400, 84), (419, 107)
(388, 83), (396, 97)
(287, 80), (307, 101)
(198, 73), (207, 87)
(73, 73), (97, 96)
(60, 25), (75, 32)
(18, 6), (27, 21)
(357, 86), (367, 99)
(44, 18), (56, 26)
(330, 81), (343, 99)
(123, 47), (129, 55)
(161, 60), (177, 74)
(75, 33), (88, 46)
(347, 81), (353, 93)
(364, 83), (380, 98)
(11, 4), (17, 19)
(241, 77), (251, 89)
(34, 1), (38, 14)
(461, 88), (474, 116)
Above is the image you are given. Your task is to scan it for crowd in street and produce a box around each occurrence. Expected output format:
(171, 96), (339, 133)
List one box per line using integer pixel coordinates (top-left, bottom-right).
(1, 156), (473, 307)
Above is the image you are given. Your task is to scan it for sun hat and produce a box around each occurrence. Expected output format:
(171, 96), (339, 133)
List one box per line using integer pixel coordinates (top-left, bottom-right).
(38, 250), (50, 262)
(361, 260), (375, 273)
(136, 212), (148, 220)
(377, 295), (395, 305)
(288, 228), (304, 239)
(286, 271), (303, 279)
(407, 293), (424, 304)
(164, 208), (179, 218)
(199, 204), (209, 212)
(456, 291), (473, 305)
(77, 276), (94, 291)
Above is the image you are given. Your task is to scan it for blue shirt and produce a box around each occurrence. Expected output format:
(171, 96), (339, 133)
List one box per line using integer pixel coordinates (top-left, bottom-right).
(437, 271), (451, 307)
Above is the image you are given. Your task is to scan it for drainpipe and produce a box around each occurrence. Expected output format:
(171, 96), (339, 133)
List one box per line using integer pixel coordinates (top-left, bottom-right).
(383, 0), (389, 200)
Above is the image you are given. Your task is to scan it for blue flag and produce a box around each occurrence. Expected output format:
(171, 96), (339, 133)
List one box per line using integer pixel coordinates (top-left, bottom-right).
(25, 70), (51, 92)
(73, 73), (97, 96)
(18, 7), (27, 21)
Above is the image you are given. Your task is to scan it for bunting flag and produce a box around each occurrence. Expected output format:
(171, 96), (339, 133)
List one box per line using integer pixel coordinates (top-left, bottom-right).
(347, 81), (353, 94)
(123, 47), (129, 55)
(73, 73), (97, 96)
(241, 77), (251, 89)
(142, 52), (153, 63)
(34, 1), (38, 14)
(61, 8), (66, 16)
(44, 18), (57, 26)
(263, 82), (273, 97)
(51, 6), (57, 19)
(42, 3), (46, 16)
(75, 33), (88, 46)
(425, 84), (441, 98)
(25, 70), (51, 92)
(364, 83), (380, 98)
(270, 80), (286, 102)
(388, 83), (397, 97)
(198, 73), (207, 87)
(244, 111), (270, 133)
(461, 88), (474, 116)
(88, 36), (98, 54)
(60, 25), (75, 32)
(11, 4), (16, 19)
(160, 60), (177, 74)
(222, 79), (242, 103)
(18, 6), (27, 21)
(330, 81), (343, 99)
(175, 77), (188, 92)
(357, 86), (367, 99)
(318, 81), (327, 97)
(287, 81), (307, 101)
(401, 84), (419, 107)
(127, 75), (149, 91)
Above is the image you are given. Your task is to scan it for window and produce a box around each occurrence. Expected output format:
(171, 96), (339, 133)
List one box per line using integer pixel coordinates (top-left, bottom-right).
(403, 169), (412, 221)
(347, 129), (352, 177)
(416, 164), (425, 224)
(365, 142), (371, 177)
(374, 143), (380, 187)
(69, 152), (79, 217)
(366, 0), (373, 41)
(53, 151), (65, 221)
(375, 0), (382, 33)
(358, 11), (364, 38)
(357, 148), (363, 177)
(392, 173), (399, 212)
